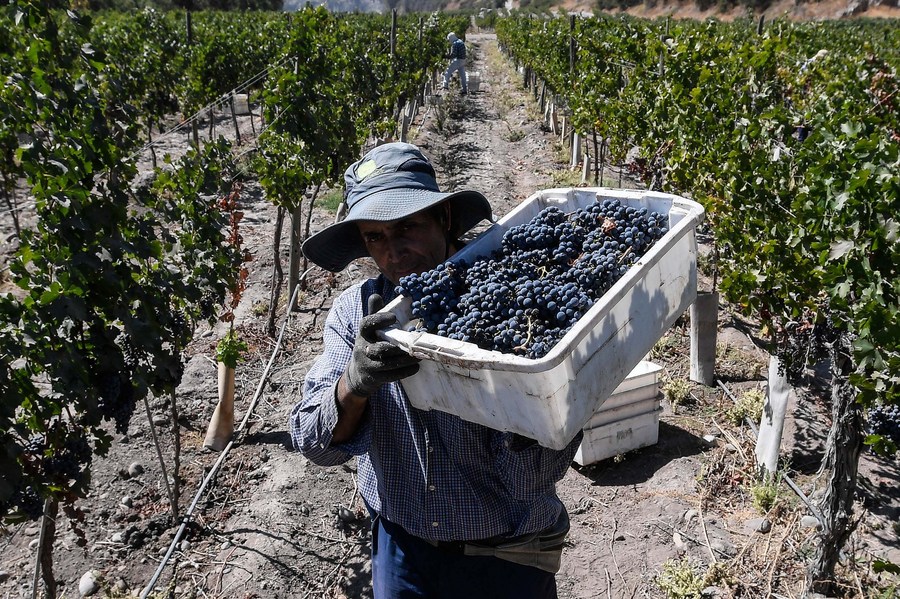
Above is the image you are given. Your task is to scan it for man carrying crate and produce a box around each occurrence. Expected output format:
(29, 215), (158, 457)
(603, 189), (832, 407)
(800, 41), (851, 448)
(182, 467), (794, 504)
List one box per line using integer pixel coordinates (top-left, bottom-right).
(289, 142), (581, 599)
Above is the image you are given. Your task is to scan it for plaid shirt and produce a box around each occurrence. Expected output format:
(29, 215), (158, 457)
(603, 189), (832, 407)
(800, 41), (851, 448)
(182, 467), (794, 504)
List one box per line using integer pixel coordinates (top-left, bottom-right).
(289, 275), (581, 543)
(450, 39), (466, 60)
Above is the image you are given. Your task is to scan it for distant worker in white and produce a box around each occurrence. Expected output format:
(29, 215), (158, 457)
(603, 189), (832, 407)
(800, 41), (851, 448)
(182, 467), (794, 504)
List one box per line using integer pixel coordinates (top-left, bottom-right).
(443, 32), (468, 95)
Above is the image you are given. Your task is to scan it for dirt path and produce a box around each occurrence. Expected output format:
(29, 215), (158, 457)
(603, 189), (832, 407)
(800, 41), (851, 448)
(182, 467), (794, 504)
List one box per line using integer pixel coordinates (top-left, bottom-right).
(1, 32), (898, 599)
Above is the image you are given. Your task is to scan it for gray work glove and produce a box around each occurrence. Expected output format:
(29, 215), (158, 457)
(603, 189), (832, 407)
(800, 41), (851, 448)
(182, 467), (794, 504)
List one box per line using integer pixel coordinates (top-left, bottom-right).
(344, 294), (420, 397)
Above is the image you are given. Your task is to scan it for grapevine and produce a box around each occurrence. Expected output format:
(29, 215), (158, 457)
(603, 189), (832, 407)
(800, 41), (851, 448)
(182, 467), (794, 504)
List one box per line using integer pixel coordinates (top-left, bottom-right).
(497, 13), (900, 592)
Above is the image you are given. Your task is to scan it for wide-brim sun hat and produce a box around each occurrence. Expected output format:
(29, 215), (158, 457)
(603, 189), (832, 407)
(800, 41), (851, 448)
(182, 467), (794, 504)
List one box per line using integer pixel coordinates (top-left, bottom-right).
(301, 142), (493, 272)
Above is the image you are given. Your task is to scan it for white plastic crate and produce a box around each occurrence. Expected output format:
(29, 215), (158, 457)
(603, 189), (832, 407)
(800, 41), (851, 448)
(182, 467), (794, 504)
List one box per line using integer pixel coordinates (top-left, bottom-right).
(468, 71), (481, 93)
(232, 93), (251, 115)
(586, 361), (662, 429)
(575, 360), (662, 466)
(381, 188), (703, 450)
(574, 409), (662, 466)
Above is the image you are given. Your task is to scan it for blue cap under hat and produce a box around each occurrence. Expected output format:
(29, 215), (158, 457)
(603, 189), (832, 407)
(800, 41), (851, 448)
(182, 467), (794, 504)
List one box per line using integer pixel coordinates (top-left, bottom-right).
(302, 142), (493, 272)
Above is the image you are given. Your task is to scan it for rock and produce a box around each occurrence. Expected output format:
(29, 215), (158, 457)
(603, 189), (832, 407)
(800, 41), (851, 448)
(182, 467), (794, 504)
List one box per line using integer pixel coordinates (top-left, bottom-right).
(111, 532), (125, 543)
(709, 538), (736, 557)
(839, 0), (868, 17)
(800, 515), (822, 530)
(152, 415), (168, 426)
(745, 518), (772, 534)
(120, 496), (133, 508)
(682, 509), (699, 523)
(673, 532), (687, 554)
(0, 571), (9, 583)
(127, 462), (144, 477)
(701, 587), (724, 597)
(28, 539), (40, 550)
(702, 434), (718, 446)
(128, 531), (147, 549)
(112, 578), (127, 593)
(78, 570), (100, 596)
(337, 507), (356, 523)
(180, 540), (191, 553)
(220, 541), (231, 550)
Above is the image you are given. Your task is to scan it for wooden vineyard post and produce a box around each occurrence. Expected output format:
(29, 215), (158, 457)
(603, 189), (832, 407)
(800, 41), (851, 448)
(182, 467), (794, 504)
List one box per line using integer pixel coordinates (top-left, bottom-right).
(689, 291), (718, 386)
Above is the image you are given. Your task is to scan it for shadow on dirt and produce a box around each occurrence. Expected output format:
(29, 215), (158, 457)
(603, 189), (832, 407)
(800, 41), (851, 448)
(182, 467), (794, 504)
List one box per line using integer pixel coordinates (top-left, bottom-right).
(451, 98), (492, 122)
(223, 524), (372, 595)
(787, 387), (828, 475)
(572, 421), (706, 487)
(859, 455), (900, 509)
(220, 527), (312, 574)
(431, 139), (487, 192)
(243, 429), (293, 449)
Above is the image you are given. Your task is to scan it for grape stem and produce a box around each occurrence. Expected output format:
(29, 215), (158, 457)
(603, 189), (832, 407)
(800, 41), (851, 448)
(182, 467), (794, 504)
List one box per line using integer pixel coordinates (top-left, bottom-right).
(513, 315), (535, 354)
(617, 246), (633, 264)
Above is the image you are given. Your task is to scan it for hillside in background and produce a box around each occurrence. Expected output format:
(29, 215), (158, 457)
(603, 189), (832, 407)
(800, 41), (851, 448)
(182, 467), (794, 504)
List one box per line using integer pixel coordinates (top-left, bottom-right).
(286, 0), (900, 20)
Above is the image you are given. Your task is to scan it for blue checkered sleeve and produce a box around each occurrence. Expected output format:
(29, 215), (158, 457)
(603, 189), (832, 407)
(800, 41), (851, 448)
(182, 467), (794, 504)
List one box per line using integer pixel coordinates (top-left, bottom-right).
(289, 280), (372, 464)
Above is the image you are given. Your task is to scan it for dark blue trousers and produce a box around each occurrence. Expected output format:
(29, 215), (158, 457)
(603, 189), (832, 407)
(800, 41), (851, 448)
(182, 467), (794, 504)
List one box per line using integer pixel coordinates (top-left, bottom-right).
(371, 516), (557, 599)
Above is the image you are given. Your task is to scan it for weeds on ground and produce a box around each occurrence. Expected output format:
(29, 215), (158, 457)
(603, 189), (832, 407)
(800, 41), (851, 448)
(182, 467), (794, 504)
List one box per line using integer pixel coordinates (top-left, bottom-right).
(503, 124), (525, 142)
(427, 99), (448, 133)
(252, 301), (268, 317)
(318, 188), (343, 213)
(728, 388), (765, 426)
(697, 250), (717, 280)
(651, 332), (681, 362)
(550, 166), (582, 188)
(716, 341), (766, 380)
(657, 557), (704, 598)
(698, 442), (747, 501)
(656, 557), (727, 599)
(552, 139), (571, 164)
(663, 378), (692, 413)
(750, 472), (780, 514)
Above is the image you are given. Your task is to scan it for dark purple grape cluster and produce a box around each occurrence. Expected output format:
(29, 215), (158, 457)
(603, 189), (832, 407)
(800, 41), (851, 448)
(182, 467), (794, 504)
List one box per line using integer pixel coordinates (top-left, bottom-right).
(867, 403), (900, 453)
(8, 485), (44, 520)
(397, 198), (668, 359)
(96, 370), (138, 434)
(44, 433), (93, 483)
(172, 310), (188, 337)
(199, 291), (218, 320)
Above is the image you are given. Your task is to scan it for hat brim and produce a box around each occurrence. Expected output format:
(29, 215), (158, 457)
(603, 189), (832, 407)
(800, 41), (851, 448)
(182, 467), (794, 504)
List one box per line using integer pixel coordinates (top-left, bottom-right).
(302, 188), (492, 272)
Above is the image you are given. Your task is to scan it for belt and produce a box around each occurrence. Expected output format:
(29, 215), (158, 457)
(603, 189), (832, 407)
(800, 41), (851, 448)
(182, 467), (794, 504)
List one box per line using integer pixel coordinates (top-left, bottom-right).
(425, 510), (570, 573)
(429, 539), (478, 554)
